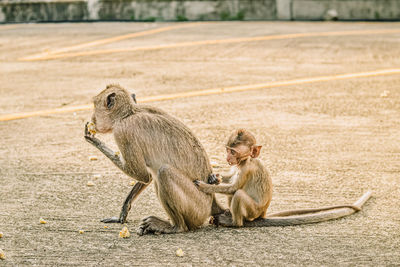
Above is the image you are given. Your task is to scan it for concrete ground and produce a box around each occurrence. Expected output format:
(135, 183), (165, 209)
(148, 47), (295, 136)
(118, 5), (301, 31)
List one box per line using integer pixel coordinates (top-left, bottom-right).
(0, 21), (399, 266)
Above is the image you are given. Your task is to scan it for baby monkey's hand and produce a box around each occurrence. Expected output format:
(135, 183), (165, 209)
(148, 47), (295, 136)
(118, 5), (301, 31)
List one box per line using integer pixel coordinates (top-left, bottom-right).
(193, 179), (208, 190)
(194, 179), (217, 194)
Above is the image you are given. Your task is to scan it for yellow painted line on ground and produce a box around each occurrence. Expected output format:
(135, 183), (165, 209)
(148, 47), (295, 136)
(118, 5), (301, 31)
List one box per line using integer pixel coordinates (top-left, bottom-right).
(20, 22), (206, 61)
(0, 104), (93, 122)
(20, 28), (400, 61)
(0, 25), (22, 31)
(138, 68), (400, 102)
(1, 68), (400, 122)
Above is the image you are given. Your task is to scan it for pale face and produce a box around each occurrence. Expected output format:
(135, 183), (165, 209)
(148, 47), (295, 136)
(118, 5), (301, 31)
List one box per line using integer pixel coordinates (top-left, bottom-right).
(226, 144), (251, 165)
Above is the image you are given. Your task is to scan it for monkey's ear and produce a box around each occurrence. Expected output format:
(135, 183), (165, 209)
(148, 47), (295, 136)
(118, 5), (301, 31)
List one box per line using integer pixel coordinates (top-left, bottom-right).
(251, 145), (262, 158)
(106, 93), (116, 109)
(131, 93), (137, 104)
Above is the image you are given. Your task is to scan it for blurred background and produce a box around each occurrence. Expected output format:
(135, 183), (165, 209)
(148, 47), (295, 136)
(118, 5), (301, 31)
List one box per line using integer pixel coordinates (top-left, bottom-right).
(1, 0), (399, 23)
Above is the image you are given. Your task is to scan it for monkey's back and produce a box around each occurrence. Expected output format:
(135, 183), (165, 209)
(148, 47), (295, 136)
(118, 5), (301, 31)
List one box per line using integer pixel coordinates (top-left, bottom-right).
(242, 158), (272, 208)
(114, 106), (212, 181)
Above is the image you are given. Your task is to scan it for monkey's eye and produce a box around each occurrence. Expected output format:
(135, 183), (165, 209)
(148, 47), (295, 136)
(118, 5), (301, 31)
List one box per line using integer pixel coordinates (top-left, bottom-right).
(226, 148), (236, 156)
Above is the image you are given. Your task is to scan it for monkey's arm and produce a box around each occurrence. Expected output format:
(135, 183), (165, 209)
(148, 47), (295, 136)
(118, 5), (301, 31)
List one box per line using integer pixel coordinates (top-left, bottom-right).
(220, 174), (233, 183)
(84, 122), (125, 166)
(194, 180), (238, 195)
(84, 137), (123, 169)
(84, 123), (152, 183)
(195, 167), (248, 194)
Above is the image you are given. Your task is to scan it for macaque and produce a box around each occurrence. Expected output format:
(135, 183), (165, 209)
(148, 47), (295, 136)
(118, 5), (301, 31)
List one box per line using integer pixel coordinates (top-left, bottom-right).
(84, 84), (223, 235)
(195, 129), (365, 227)
(195, 129), (272, 227)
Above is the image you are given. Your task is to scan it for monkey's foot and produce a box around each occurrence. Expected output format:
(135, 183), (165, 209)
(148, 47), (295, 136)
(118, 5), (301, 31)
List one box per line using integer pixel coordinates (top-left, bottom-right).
(213, 213), (234, 227)
(101, 216), (123, 223)
(210, 209), (232, 227)
(137, 216), (176, 235)
(223, 209), (232, 216)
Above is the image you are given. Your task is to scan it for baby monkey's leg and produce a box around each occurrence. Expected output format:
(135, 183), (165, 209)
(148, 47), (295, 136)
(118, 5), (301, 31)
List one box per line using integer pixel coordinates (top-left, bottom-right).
(231, 189), (261, 227)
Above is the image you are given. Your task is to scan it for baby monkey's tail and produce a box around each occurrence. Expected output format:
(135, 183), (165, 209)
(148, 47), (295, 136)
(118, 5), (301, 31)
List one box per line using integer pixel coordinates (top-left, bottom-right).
(244, 191), (372, 227)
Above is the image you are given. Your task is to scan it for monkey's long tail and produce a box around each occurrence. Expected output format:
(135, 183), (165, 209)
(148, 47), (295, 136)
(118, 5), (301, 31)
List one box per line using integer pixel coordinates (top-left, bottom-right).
(244, 191), (372, 227)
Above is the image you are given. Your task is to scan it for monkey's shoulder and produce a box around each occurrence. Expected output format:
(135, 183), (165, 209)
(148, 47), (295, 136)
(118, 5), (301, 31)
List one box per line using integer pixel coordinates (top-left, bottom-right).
(243, 159), (271, 198)
(135, 105), (188, 128)
(122, 105), (204, 149)
(127, 106), (183, 128)
(137, 105), (168, 115)
(247, 158), (268, 174)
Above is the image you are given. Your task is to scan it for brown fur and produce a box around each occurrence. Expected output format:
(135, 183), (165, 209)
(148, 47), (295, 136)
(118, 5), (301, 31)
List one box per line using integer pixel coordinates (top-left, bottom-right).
(195, 129), (272, 227)
(195, 129), (364, 228)
(85, 84), (224, 234)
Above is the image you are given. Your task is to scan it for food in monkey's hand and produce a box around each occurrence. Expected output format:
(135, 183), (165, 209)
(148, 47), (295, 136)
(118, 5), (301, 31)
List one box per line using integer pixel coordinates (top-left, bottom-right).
(87, 122), (97, 135)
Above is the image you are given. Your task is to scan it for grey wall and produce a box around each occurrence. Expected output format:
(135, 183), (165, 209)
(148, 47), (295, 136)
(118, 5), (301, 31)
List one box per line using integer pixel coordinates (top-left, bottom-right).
(0, 0), (399, 23)
(292, 0), (400, 20)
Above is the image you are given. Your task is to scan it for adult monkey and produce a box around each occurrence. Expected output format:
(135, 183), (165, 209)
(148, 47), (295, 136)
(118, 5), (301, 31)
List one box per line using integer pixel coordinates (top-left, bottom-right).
(84, 84), (222, 235)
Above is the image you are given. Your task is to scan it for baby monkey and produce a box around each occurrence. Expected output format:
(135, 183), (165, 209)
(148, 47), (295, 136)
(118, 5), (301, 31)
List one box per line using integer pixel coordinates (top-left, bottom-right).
(195, 129), (272, 227)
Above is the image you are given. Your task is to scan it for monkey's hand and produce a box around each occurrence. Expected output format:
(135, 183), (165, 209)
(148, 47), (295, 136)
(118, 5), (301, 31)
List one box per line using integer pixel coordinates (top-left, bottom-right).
(84, 122), (101, 147)
(207, 174), (221, 185)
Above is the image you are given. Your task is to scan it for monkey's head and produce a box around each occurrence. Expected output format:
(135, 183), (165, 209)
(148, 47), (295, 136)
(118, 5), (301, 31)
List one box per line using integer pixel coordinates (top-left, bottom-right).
(225, 129), (262, 166)
(91, 84), (136, 133)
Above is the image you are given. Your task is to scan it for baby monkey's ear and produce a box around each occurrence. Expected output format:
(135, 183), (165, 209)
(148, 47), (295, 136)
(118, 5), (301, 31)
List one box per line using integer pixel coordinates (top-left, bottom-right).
(251, 145), (262, 158)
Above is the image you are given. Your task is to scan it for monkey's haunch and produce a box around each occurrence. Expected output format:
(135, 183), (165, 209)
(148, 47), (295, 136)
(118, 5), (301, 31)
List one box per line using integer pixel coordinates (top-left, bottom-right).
(244, 191), (372, 227)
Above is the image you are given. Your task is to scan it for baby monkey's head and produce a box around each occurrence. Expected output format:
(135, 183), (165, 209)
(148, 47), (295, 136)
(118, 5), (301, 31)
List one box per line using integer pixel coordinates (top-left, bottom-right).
(225, 129), (262, 166)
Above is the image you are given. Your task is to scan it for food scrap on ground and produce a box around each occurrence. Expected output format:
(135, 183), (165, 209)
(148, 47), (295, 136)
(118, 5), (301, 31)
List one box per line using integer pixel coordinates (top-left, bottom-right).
(176, 248), (184, 257)
(119, 226), (130, 238)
